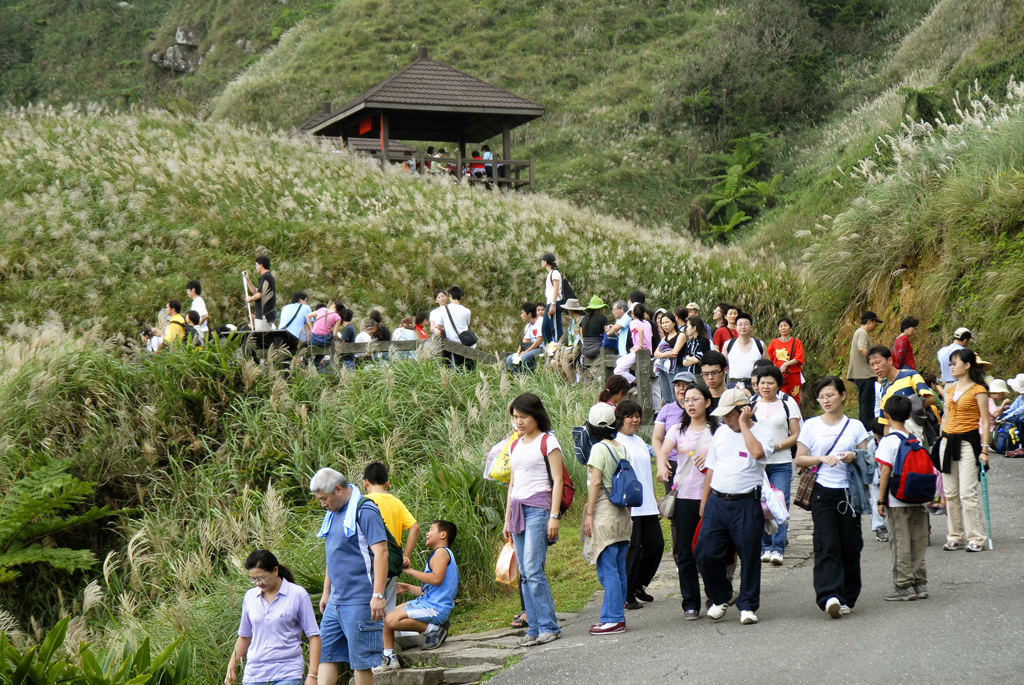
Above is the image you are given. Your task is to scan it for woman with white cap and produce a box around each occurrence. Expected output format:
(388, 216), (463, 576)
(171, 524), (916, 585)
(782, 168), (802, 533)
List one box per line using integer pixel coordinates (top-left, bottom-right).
(581, 403), (633, 635)
(1002, 374), (1024, 431)
(553, 298), (586, 382)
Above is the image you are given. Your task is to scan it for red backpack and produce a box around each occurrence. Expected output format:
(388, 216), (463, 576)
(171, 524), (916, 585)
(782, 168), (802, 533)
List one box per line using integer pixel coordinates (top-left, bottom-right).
(511, 433), (575, 516)
(888, 433), (938, 503)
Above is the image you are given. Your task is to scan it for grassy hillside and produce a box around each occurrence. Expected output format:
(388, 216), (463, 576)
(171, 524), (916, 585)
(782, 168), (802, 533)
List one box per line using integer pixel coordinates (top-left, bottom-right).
(0, 106), (797, 343)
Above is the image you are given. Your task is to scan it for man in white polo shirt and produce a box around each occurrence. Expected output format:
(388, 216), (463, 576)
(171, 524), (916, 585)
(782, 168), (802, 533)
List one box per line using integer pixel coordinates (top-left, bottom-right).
(696, 388), (774, 625)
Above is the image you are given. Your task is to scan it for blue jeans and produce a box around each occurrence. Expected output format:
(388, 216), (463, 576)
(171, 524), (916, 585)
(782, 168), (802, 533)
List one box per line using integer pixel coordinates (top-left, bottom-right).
(511, 506), (560, 637)
(762, 463), (792, 554)
(542, 303), (562, 345)
(596, 540), (628, 624)
(505, 346), (541, 372)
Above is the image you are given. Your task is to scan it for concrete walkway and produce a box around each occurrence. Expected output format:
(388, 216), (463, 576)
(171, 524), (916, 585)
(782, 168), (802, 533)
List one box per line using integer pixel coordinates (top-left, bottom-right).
(489, 458), (1024, 685)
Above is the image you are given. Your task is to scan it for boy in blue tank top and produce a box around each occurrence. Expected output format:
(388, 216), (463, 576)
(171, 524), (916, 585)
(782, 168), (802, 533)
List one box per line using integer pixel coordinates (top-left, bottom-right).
(373, 520), (459, 674)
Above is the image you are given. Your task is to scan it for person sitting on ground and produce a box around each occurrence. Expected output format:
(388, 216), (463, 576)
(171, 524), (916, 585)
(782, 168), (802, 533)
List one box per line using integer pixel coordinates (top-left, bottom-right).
(162, 300), (187, 348)
(987, 378), (1010, 424)
(185, 311), (204, 346)
(724, 312), (766, 393)
(699, 351), (730, 412)
(553, 298), (585, 383)
(392, 317), (418, 359)
(766, 317), (804, 400)
(612, 304), (652, 384)
(599, 375), (631, 407)
(712, 304), (739, 352)
(368, 310), (392, 341)
(279, 292), (312, 343)
(753, 366), (801, 566)
(617, 401), (665, 612)
(508, 302), (543, 372)
(225, 550), (321, 685)
(892, 316), (919, 370)
(339, 309), (357, 370)
(696, 388), (774, 625)
(580, 297), (610, 361)
(1001, 374), (1024, 432)
(795, 376), (872, 618)
(875, 395), (930, 603)
(375, 520), (459, 673)
(581, 403), (633, 635)
(186, 280), (209, 342)
(362, 462), (419, 614)
(414, 312), (430, 340)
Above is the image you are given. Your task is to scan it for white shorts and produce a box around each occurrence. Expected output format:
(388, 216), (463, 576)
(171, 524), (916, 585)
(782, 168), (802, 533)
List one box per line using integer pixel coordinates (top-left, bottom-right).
(404, 604), (440, 623)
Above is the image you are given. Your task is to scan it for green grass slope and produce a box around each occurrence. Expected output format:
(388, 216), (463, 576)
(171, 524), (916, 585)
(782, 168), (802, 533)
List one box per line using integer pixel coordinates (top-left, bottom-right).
(0, 106), (796, 342)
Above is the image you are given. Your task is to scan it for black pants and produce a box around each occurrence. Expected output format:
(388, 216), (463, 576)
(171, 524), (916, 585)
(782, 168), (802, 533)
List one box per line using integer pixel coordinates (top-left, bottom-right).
(854, 378), (876, 434)
(811, 483), (863, 610)
(673, 498), (703, 611)
(696, 494), (764, 612)
(626, 515), (665, 597)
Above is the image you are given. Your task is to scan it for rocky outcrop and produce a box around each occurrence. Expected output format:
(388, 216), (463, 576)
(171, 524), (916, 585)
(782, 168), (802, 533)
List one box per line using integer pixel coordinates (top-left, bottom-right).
(151, 27), (201, 73)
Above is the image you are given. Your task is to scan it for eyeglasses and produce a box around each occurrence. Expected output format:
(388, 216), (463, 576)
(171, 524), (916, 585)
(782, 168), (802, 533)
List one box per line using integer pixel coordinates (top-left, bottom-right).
(682, 397), (704, 404)
(249, 575), (271, 585)
(817, 394), (841, 403)
(701, 370), (723, 378)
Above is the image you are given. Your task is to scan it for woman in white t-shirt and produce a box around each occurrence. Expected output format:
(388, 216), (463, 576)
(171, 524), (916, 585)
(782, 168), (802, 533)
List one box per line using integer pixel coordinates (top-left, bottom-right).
(503, 393), (564, 646)
(754, 366), (801, 566)
(795, 376), (870, 618)
(656, 383), (718, 620)
(541, 253), (563, 344)
(615, 401), (664, 611)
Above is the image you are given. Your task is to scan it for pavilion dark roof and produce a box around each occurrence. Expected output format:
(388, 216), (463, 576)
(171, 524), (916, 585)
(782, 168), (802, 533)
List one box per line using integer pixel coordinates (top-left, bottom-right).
(299, 52), (544, 143)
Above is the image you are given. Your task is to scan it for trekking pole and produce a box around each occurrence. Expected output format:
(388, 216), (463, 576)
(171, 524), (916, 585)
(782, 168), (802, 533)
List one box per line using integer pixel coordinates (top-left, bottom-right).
(979, 462), (994, 550)
(242, 270), (255, 329)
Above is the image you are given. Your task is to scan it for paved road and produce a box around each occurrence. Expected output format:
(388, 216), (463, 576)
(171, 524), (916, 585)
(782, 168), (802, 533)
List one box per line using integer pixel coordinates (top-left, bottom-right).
(492, 458), (1024, 685)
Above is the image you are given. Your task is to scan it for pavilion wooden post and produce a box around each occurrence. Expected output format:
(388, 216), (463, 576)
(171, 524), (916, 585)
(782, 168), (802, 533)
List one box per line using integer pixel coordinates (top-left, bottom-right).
(502, 117), (511, 188)
(636, 349), (654, 425)
(529, 153), (535, 192)
(381, 112), (390, 163)
(455, 148), (462, 183)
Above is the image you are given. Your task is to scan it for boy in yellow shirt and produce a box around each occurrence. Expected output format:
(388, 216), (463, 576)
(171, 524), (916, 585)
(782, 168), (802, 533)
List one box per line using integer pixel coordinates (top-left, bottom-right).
(363, 461), (419, 613)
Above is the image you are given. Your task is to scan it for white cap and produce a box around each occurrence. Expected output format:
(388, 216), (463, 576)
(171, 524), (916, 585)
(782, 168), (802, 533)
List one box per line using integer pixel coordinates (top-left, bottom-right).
(711, 388), (751, 417)
(953, 327), (972, 340)
(588, 403), (617, 428)
(1008, 374), (1024, 394)
(989, 379), (1009, 394)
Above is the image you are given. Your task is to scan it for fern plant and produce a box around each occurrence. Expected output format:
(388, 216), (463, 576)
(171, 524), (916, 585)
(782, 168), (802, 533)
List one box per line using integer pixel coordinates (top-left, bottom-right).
(0, 461), (116, 585)
(0, 617), (191, 684)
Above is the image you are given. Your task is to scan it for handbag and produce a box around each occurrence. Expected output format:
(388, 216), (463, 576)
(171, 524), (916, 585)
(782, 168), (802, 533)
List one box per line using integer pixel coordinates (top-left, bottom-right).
(657, 428), (711, 518)
(793, 418), (849, 510)
(494, 542), (520, 586)
(445, 304), (478, 347)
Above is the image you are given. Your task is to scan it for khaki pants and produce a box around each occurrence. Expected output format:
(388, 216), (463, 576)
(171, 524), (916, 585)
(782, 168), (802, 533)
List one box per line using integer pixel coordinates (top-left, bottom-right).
(941, 438), (985, 546)
(253, 317), (275, 331)
(887, 506), (928, 589)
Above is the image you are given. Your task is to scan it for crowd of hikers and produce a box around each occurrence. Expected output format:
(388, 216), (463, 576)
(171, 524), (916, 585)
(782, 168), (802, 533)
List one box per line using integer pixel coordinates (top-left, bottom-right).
(143, 252), (1020, 679)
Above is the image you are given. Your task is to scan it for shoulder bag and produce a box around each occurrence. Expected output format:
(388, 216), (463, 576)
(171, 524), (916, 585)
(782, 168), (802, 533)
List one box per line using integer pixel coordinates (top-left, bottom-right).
(793, 418), (849, 510)
(445, 304), (478, 347)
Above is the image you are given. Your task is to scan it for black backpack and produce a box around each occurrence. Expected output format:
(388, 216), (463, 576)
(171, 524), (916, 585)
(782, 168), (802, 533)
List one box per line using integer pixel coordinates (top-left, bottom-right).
(558, 273), (577, 304)
(725, 337), (765, 355)
(356, 497), (405, 579)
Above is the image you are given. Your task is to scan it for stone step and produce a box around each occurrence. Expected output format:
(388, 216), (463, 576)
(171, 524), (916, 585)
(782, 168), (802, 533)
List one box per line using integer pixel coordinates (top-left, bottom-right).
(434, 647), (514, 668)
(347, 666), (445, 685)
(442, 664), (504, 684)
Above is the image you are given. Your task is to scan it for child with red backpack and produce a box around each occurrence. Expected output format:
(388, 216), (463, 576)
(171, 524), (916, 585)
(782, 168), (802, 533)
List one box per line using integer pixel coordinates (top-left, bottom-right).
(875, 395), (932, 601)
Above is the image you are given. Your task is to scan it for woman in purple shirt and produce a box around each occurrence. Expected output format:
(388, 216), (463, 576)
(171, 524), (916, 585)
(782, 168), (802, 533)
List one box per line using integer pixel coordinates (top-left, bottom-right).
(225, 550), (321, 685)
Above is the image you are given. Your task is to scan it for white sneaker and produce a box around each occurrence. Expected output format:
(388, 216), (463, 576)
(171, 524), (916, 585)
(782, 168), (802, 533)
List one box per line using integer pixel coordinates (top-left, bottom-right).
(760, 551), (772, 563)
(770, 551), (784, 566)
(840, 605), (851, 615)
(826, 597), (841, 618)
(740, 610), (758, 625)
(708, 603), (728, 620)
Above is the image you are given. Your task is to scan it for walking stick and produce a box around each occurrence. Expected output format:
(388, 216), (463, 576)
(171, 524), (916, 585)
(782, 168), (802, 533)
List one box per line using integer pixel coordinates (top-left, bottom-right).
(242, 270), (255, 329)
(979, 462), (994, 550)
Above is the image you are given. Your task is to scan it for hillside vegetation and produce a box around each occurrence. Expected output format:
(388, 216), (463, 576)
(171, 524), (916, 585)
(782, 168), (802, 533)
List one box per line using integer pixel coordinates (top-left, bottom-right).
(0, 106), (796, 341)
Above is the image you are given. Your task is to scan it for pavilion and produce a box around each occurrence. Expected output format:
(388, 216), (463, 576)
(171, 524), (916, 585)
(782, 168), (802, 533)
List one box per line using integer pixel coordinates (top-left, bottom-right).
(299, 47), (544, 189)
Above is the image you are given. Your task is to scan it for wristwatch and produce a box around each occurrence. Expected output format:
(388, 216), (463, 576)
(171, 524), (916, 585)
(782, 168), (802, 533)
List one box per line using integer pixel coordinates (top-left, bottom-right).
(372, 593), (385, 600)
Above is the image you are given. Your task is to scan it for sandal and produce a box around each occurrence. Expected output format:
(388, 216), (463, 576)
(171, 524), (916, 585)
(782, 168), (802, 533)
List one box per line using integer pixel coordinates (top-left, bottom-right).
(510, 612), (529, 629)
